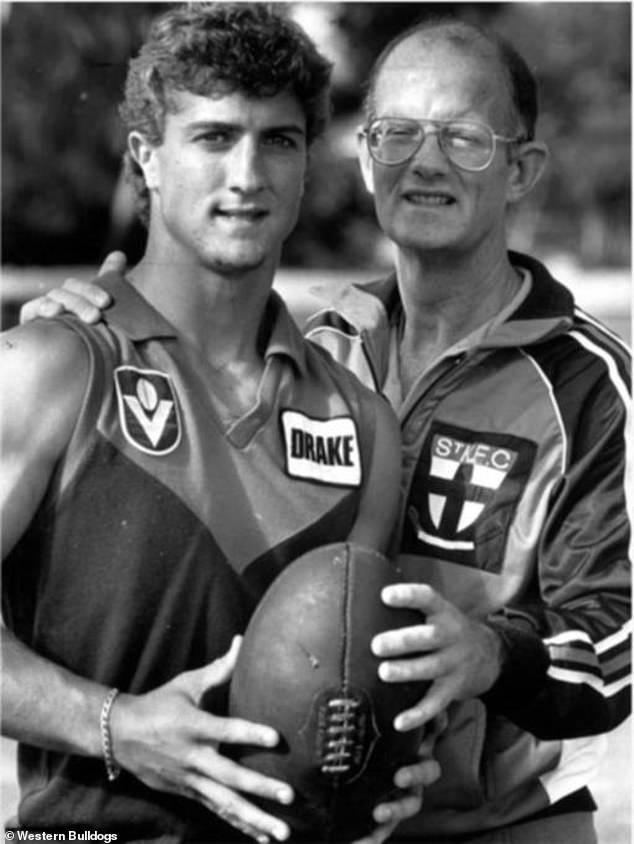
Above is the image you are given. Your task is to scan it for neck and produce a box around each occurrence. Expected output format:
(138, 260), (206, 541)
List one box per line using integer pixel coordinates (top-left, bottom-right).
(129, 237), (278, 369)
(395, 244), (521, 358)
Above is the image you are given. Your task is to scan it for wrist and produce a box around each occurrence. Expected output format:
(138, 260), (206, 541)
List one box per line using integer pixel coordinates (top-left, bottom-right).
(480, 618), (549, 712)
(100, 688), (121, 781)
(107, 690), (133, 771)
(478, 620), (508, 694)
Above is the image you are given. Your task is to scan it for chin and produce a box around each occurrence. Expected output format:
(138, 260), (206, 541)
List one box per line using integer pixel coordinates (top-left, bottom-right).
(387, 217), (466, 253)
(391, 232), (456, 253)
(206, 253), (267, 275)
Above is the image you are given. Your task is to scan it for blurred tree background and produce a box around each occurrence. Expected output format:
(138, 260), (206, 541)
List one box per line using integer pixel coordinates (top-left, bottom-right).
(2, 1), (630, 270)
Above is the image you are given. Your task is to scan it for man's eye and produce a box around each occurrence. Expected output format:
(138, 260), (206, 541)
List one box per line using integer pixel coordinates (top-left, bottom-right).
(446, 127), (484, 147)
(196, 131), (232, 145)
(384, 125), (418, 139)
(264, 134), (298, 149)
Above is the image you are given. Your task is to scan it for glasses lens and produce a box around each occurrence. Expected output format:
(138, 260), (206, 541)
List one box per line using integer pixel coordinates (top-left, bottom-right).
(440, 122), (494, 170)
(367, 119), (422, 165)
(367, 119), (497, 170)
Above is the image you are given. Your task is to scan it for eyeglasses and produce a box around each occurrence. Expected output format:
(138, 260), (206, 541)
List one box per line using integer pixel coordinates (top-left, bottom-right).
(363, 117), (525, 172)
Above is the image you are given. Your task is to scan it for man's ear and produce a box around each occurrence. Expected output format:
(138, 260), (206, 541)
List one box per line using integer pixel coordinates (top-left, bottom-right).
(506, 140), (549, 204)
(128, 131), (160, 190)
(357, 129), (375, 195)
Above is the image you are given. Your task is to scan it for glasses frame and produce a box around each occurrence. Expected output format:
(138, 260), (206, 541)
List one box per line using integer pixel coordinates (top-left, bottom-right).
(362, 117), (526, 172)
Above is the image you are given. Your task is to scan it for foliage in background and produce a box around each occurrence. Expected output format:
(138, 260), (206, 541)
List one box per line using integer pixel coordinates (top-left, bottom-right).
(2, 2), (630, 269)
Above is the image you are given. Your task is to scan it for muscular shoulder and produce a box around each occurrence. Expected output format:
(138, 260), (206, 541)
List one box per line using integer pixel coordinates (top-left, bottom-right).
(1, 320), (91, 454)
(1, 320), (93, 554)
(2, 317), (88, 360)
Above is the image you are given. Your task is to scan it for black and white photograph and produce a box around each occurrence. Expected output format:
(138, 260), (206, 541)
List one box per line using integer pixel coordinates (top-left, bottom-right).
(1, 3), (631, 843)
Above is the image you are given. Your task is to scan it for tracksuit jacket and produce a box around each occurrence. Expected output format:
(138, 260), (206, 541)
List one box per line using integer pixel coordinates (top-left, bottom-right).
(304, 251), (631, 839)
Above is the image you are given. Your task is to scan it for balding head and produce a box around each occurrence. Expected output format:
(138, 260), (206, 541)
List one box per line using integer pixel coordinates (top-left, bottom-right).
(364, 20), (537, 141)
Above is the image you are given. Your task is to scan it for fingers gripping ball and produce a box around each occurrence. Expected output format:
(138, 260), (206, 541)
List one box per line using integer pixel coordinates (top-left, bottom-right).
(228, 543), (429, 842)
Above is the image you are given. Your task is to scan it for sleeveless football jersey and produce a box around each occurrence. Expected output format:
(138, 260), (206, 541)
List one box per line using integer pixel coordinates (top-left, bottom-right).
(3, 273), (382, 839)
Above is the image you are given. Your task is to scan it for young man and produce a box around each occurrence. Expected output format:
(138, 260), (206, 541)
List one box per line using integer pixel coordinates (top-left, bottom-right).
(1, 6), (432, 842)
(37, 17), (631, 844)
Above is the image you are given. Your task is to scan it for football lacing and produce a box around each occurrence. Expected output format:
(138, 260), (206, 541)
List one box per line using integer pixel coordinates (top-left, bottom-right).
(321, 697), (360, 774)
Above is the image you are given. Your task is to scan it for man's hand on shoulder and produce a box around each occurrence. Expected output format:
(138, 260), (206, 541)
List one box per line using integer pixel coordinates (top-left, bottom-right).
(19, 251), (127, 325)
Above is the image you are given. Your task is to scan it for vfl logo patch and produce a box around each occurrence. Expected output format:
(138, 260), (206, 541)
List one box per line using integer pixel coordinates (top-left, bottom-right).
(281, 410), (361, 487)
(114, 366), (181, 455)
(402, 422), (536, 572)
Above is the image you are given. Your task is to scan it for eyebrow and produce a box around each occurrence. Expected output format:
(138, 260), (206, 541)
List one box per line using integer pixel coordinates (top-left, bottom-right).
(185, 120), (306, 137)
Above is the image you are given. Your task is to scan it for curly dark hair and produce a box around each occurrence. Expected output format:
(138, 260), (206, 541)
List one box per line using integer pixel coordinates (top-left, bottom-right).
(120, 3), (333, 225)
(364, 18), (538, 143)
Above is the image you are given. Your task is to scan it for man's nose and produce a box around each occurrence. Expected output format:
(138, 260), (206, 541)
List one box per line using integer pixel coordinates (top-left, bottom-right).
(409, 130), (449, 175)
(228, 136), (265, 193)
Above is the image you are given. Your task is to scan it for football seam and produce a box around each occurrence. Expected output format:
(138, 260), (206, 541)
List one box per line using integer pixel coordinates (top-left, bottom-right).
(343, 542), (352, 692)
(320, 544), (358, 779)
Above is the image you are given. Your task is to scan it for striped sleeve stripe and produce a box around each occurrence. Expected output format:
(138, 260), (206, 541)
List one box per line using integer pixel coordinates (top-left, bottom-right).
(545, 620), (631, 696)
(549, 639), (630, 669)
(547, 666), (630, 697)
(572, 319), (631, 389)
(598, 641), (631, 673)
(544, 619), (632, 649)
(568, 329), (630, 408)
(550, 649), (630, 682)
(545, 634), (631, 668)
(547, 631), (631, 665)
(596, 620), (634, 653)
(574, 307), (631, 358)
(547, 631), (630, 656)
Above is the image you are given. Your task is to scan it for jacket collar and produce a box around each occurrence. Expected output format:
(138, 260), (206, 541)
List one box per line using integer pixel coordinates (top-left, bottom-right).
(320, 251), (574, 350)
(98, 272), (308, 376)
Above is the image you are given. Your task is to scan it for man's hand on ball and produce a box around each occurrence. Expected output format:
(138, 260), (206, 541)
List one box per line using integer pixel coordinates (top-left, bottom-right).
(372, 584), (505, 730)
(110, 637), (292, 843)
(19, 251), (126, 325)
(352, 721), (443, 844)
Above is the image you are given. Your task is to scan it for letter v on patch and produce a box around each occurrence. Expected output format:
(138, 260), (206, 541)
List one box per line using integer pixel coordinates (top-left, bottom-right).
(114, 366), (181, 455)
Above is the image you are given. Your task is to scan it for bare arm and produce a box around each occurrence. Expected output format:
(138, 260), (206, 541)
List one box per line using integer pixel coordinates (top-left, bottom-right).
(1, 321), (108, 754)
(0, 323), (292, 842)
(1, 322), (88, 556)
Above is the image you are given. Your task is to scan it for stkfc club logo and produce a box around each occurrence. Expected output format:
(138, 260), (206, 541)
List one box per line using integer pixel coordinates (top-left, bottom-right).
(402, 422), (536, 572)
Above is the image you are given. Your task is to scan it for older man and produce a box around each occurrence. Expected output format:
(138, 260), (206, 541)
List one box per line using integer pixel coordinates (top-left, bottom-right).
(305, 20), (631, 844)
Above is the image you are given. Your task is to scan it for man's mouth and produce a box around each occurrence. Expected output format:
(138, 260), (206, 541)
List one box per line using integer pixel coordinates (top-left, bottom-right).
(402, 191), (455, 206)
(214, 207), (269, 221)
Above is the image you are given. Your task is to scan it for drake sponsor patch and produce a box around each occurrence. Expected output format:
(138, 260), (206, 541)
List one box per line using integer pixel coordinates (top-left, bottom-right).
(114, 366), (181, 455)
(402, 422), (536, 572)
(281, 410), (361, 486)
